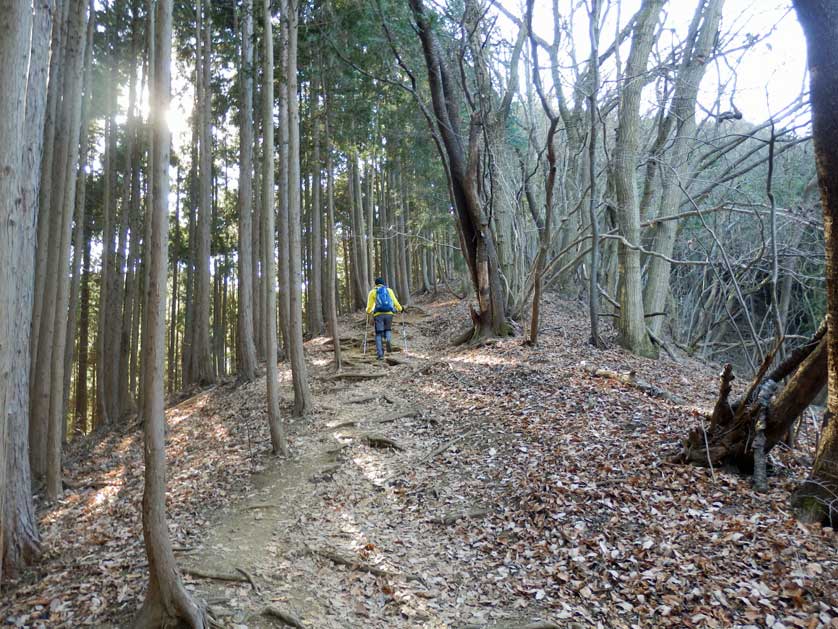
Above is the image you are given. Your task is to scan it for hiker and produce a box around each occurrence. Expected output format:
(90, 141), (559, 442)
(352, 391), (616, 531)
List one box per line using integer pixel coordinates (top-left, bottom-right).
(366, 277), (403, 360)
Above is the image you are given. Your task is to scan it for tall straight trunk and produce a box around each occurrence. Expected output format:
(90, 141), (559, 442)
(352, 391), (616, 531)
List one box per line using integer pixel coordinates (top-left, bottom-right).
(791, 0), (838, 525)
(366, 161), (375, 286)
(309, 85), (324, 335)
(63, 7), (95, 434)
(237, 0), (258, 381)
(261, 0), (287, 455)
(118, 11), (142, 416)
(525, 0), (559, 345)
(134, 0), (206, 624)
(586, 1), (605, 348)
(95, 49), (118, 427)
(383, 169), (396, 288)
(101, 0), (126, 423)
(276, 11), (291, 353)
(342, 231), (352, 314)
(284, 0), (312, 416)
(191, 0), (215, 386)
(323, 83), (342, 370)
(44, 0), (89, 498)
(253, 129), (265, 360)
(76, 224), (91, 434)
(29, 2), (69, 480)
(30, 0), (67, 378)
(182, 140), (197, 381)
(351, 154), (369, 303)
(612, 0), (663, 358)
(397, 167), (411, 304)
(0, 0), (38, 581)
(168, 168), (181, 393)
(643, 0), (724, 336)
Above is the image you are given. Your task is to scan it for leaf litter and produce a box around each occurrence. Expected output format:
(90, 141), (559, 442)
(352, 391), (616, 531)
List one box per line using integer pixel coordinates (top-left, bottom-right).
(1, 295), (836, 628)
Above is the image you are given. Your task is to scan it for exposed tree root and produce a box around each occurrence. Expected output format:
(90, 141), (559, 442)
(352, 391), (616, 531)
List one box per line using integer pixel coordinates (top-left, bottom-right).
(419, 430), (474, 464)
(384, 430), (476, 484)
(182, 566), (250, 584)
(62, 477), (119, 491)
(582, 365), (687, 406)
(234, 568), (259, 592)
(307, 545), (425, 584)
(371, 406), (421, 424)
(262, 605), (305, 628)
(429, 506), (489, 525)
(324, 371), (387, 382)
(326, 419), (357, 430)
(791, 477), (838, 526)
(360, 433), (403, 450)
(462, 621), (562, 629)
(307, 546), (396, 579)
(347, 393), (395, 405)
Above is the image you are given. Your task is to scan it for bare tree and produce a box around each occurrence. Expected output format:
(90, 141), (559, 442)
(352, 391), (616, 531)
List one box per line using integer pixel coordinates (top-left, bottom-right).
(611, 0), (664, 358)
(407, 0), (511, 341)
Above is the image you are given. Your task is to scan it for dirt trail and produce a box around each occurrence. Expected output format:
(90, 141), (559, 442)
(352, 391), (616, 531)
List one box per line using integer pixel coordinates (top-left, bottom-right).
(186, 302), (504, 628)
(5, 296), (835, 628)
(177, 298), (838, 629)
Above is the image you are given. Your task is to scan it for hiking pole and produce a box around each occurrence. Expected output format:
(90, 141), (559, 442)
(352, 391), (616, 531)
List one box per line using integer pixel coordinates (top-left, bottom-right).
(401, 312), (408, 353)
(362, 315), (369, 355)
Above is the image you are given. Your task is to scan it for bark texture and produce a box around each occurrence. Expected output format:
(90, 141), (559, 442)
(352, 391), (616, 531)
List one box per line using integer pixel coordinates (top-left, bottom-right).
(262, 0), (288, 456)
(791, 0), (838, 526)
(0, 0), (36, 582)
(612, 0), (664, 358)
(237, 0), (258, 382)
(133, 0), (207, 624)
(408, 0), (510, 341)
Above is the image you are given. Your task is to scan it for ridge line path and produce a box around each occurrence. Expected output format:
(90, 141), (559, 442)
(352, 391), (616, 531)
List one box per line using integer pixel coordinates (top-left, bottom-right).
(183, 296), (838, 629)
(188, 299), (515, 628)
(6, 295), (835, 628)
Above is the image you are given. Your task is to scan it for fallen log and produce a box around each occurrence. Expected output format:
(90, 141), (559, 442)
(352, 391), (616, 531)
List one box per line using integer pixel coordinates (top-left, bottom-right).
(582, 365), (687, 406)
(677, 325), (827, 472)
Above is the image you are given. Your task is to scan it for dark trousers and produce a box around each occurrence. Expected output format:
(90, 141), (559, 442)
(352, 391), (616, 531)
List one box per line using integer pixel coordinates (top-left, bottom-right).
(373, 314), (393, 357)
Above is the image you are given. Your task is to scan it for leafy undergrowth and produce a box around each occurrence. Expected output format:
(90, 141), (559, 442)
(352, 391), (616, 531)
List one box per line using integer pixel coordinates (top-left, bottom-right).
(1, 294), (836, 628)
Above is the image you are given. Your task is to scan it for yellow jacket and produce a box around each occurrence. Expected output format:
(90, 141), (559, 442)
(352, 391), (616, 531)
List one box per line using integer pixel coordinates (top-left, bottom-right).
(366, 286), (403, 317)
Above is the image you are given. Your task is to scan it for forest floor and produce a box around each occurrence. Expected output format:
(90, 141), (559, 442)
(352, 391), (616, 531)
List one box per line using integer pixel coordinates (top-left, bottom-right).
(2, 294), (837, 628)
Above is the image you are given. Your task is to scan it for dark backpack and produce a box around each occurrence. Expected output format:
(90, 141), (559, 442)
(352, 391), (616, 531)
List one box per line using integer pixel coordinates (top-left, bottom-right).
(374, 285), (394, 313)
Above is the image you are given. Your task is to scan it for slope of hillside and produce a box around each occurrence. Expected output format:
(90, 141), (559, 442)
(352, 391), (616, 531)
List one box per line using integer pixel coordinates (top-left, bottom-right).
(2, 295), (836, 628)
